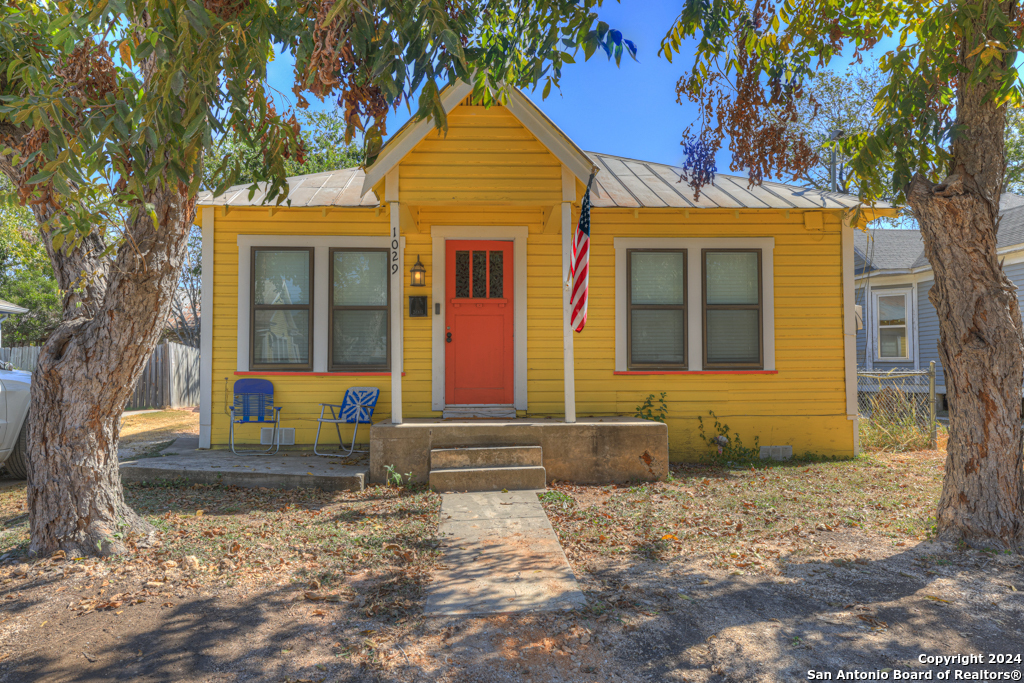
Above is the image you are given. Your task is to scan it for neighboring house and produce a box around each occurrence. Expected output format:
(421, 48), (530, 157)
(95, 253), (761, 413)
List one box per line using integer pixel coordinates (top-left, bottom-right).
(854, 195), (1024, 410)
(0, 298), (28, 349)
(196, 82), (889, 463)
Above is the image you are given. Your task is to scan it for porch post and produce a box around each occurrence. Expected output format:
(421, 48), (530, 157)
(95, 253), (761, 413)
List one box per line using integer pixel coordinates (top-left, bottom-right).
(561, 200), (577, 423)
(387, 167), (403, 424)
(199, 207), (214, 449)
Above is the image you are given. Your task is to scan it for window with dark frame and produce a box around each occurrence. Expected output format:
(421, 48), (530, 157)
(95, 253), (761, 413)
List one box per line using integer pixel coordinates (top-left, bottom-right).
(702, 249), (763, 369)
(250, 247), (314, 371)
(329, 248), (390, 372)
(627, 249), (687, 369)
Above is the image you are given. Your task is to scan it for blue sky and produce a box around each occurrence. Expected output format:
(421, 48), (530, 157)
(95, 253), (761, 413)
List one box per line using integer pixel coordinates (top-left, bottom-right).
(264, 1), (731, 170)
(265, 1), (878, 177)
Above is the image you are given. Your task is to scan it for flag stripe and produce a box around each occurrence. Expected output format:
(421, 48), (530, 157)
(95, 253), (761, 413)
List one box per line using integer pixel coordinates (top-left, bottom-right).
(569, 176), (593, 333)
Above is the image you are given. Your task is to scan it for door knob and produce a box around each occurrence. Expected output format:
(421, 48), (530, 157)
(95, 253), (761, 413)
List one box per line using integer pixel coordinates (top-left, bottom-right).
(446, 332), (452, 343)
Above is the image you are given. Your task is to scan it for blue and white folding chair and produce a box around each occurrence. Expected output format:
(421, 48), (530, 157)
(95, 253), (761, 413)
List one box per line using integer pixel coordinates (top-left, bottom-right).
(229, 378), (283, 455)
(313, 386), (380, 456)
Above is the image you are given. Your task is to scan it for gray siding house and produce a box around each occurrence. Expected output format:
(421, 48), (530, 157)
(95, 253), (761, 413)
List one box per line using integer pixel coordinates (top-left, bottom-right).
(855, 195), (1024, 408)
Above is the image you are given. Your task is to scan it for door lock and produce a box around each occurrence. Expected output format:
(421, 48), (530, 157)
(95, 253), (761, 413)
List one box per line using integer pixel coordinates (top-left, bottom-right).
(446, 332), (452, 343)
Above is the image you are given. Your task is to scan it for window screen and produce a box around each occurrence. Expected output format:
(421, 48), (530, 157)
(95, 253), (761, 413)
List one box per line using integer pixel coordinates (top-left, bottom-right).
(330, 249), (389, 370)
(877, 294), (909, 359)
(251, 248), (313, 370)
(703, 250), (762, 369)
(627, 250), (686, 368)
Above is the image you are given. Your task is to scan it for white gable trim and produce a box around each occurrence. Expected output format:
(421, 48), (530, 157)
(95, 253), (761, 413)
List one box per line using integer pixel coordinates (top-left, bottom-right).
(360, 81), (599, 198)
(360, 80), (474, 197)
(505, 89), (598, 184)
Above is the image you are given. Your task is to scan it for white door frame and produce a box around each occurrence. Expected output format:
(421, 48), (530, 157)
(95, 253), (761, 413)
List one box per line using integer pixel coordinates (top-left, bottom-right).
(431, 226), (529, 412)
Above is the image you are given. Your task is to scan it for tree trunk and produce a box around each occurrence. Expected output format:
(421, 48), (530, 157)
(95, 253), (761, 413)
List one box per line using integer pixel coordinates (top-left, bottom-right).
(906, 16), (1024, 550)
(23, 189), (196, 557)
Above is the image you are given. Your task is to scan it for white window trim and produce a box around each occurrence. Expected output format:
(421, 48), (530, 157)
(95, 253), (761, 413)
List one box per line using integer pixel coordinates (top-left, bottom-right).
(614, 237), (776, 372)
(430, 226), (529, 412)
(872, 288), (913, 363)
(236, 235), (402, 373)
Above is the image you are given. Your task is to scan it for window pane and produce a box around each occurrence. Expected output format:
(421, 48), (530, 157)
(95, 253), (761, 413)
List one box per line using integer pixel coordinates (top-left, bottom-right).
(333, 251), (387, 306)
(455, 251), (469, 298)
(489, 251), (504, 298)
(253, 310), (309, 364)
(879, 327), (908, 358)
(333, 310), (388, 367)
(706, 309), (760, 364)
(705, 251), (759, 304)
(254, 251), (310, 305)
(472, 251), (487, 298)
(631, 251), (685, 305)
(878, 295), (906, 325)
(631, 310), (685, 365)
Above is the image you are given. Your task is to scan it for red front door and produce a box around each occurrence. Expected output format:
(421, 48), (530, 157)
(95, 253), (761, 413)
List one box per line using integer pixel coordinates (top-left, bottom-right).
(445, 240), (514, 405)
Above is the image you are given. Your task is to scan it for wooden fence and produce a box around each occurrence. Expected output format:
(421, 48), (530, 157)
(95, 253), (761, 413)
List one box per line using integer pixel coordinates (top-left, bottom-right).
(0, 342), (199, 410)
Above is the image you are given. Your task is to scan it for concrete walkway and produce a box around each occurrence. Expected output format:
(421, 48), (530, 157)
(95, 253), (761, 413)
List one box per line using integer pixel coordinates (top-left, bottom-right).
(424, 491), (587, 615)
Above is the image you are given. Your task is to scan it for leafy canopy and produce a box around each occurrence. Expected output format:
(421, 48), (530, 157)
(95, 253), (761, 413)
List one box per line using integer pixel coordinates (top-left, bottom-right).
(0, 0), (635, 250)
(660, 0), (1023, 203)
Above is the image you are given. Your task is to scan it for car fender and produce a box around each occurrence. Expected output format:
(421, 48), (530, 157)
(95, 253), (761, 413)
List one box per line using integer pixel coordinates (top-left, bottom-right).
(0, 370), (31, 465)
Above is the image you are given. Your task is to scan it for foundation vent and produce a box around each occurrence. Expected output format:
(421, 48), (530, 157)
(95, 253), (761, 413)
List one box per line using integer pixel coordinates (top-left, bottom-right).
(261, 427), (295, 446)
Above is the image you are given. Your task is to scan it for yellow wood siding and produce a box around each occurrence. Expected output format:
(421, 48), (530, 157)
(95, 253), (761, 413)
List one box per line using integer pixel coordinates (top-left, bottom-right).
(398, 105), (563, 204)
(578, 209), (853, 459)
(209, 208), (400, 447)
(209, 205), (853, 459)
(206, 99), (853, 459)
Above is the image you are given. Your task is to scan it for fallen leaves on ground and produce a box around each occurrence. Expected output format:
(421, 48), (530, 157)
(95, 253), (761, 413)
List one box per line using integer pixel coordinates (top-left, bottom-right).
(541, 450), (944, 574)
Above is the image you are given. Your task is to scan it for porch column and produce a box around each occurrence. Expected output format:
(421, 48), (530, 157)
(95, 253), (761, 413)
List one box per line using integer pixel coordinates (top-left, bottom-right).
(389, 202), (403, 423)
(561, 200), (577, 423)
(387, 165), (403, 424)
(199, 207), (214, 449)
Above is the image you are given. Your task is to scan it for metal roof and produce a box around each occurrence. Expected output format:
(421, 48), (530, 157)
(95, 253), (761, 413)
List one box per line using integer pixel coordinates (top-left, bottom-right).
(0, 298), (28, 314)
(197, 153), (886, 212)
(197, 167), (378, 208)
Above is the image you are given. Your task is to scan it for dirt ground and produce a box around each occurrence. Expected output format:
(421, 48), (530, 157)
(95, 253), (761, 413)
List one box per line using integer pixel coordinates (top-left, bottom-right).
(0, 436), (1022, 682)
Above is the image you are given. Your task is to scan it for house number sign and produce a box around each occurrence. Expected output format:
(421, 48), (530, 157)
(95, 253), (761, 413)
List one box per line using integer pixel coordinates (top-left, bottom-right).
(391, 224), (400, 276)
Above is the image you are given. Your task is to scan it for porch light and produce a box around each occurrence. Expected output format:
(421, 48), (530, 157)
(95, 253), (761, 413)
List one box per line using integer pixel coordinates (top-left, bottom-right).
(410, 255), (426, 287)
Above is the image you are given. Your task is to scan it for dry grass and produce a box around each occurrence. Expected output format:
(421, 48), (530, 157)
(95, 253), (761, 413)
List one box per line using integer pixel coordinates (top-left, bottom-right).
(542, 449), (946, 574)
(119, 409), (199, 446)
(0, 481), (442, 620)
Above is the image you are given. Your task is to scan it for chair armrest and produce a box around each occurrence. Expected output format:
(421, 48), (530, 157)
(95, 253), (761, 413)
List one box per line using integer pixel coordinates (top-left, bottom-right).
(319, 403), (345, 408)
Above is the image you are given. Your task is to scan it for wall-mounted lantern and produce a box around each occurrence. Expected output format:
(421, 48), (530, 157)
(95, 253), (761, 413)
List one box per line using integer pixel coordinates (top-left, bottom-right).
(410, 255), (426, 287)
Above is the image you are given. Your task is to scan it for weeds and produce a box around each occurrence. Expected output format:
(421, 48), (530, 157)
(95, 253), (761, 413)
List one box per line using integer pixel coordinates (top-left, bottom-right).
(860, 387), (939, 452)
(635, 392), (669, 423)
(697, 411), (760, 463)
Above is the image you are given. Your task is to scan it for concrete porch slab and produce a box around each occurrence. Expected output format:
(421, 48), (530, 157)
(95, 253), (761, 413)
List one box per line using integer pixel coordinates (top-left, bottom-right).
(119, 448), (368, 491)
(424, 491), (586, 616)
(371, 416), (668, 486)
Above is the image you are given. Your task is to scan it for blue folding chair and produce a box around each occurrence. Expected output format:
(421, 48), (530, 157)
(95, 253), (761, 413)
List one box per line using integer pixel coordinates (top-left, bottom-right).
(229, 379), (283, 455)
(313, 386), (380, 456)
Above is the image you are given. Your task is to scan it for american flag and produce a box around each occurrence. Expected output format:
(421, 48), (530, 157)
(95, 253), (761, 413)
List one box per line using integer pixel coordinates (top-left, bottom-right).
(569, 175), (594, 333)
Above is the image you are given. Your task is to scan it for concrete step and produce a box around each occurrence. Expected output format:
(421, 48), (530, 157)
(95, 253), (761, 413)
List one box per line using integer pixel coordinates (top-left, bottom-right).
(429, 465), (546, 492)
(430, 445), (542, 470)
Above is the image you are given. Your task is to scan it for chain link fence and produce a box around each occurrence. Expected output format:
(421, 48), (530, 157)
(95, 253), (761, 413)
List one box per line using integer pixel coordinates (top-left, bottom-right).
(857, 362), (937, 451)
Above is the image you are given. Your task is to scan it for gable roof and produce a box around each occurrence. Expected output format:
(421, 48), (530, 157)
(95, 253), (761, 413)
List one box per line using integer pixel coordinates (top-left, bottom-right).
(197, 161), (876, 211)
(855, 199), (1024, 275)
(359, 81), (599, 196)
(196, 85), (891, 214)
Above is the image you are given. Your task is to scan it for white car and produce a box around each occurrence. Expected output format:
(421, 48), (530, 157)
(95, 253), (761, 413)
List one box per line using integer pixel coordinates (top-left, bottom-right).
(0, 365), (30, 478)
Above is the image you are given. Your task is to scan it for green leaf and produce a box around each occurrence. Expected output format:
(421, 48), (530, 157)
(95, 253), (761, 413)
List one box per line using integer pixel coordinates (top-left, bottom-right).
(170, 70), (185, 96)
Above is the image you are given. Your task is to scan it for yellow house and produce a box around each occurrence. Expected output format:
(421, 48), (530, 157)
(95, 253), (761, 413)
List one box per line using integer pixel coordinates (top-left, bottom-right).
(196, 82), (876, 485)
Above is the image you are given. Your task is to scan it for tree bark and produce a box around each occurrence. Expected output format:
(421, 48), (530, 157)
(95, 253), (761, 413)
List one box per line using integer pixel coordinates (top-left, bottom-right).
(906, 8), (1024, 550)
(1, 121), (196, 557)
